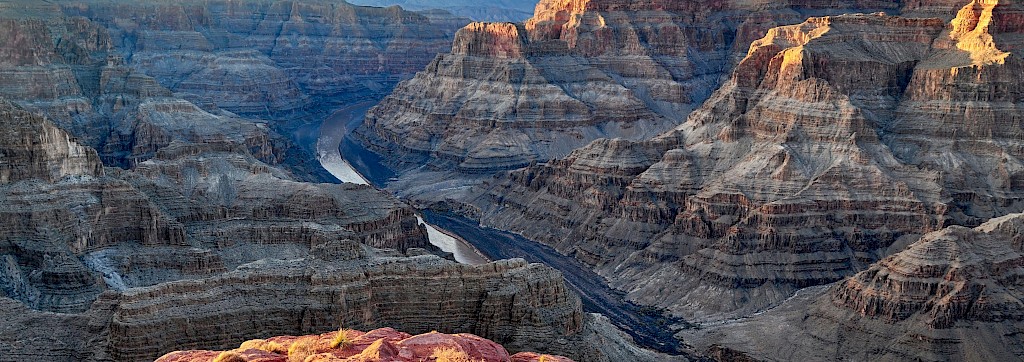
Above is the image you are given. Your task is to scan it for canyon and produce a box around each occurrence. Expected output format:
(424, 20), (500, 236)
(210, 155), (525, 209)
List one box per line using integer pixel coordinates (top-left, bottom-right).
(351, 0), (1024, 359)
(0, 1), (667, 361)
(2, 0), (1024, 361)
(353, 0), (906, 200)
(470, 0), (1024, 321)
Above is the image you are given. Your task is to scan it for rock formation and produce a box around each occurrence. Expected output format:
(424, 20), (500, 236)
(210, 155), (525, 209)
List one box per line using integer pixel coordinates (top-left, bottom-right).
(0, 0), (467, 176)
(105, 255), (583, 361)
(0, 100), (191, 313)
(683, 213), (1024, 361)
(0, 82), (650, 362)
(832, 214), (1024, 330)
(61, 0), (468, 119)
(0, 243), (661, 361)
(355, 0), (902, 194)
(0, 2), (675, 362)
(472, 1), (1024, 321)
(156, 327), (574, 362)
(0, 99), (103, 183)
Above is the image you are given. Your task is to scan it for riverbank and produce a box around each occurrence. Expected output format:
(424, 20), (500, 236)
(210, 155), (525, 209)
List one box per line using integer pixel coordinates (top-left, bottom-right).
(318, 106), (489, 265)
(319, 105), (687, 354)
(422, 210), (687, 354)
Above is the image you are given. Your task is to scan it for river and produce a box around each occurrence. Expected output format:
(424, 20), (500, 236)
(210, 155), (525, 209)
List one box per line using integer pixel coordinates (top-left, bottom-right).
(315, 104), (686, 354)
(316, 104), (489, 265)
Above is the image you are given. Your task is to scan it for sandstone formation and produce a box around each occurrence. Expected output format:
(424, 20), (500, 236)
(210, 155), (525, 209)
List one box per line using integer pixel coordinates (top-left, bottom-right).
(683, 213), (1024, 361)
(156, 327), (574, 362)
(0, 6), (281, 170)
(0, 8), (438, 312)
(832, 214), (1024, 330)
(0, 100), (192, 313)
(355, 0), (902, 190)
(472, 1), (1024, 321)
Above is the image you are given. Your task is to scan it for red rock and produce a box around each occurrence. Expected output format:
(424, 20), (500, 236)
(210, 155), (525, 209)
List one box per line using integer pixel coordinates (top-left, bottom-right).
(346, 339), (401, 361)
(154, 351), (220, 362)
(155, 328), (573, 362)
(397, 331), (511, 361)
(236, 349), (289, 362)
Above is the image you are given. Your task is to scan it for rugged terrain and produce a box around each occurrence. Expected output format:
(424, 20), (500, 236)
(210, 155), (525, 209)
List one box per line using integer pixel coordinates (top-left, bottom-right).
(4, 0), (1024, 361)
(0, 0), (468, 172)
(0, 2), (669, 361)
(685, 213), (1024, 361)
(156, 327), (573, 362)
(354, 0), (904, 199)
(60, 0), (468, 119)
(471, 0), (1024, 331)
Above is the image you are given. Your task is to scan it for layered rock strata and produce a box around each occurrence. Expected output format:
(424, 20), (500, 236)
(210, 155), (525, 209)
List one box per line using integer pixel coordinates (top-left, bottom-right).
(0, 90), (621, 361)
(683, 213), (1024, 361)
(0, 50), (656, 362)
(0, 99), (103, 183)
(0, 100), (192, 312)
(0, 0), (467, 176)
(0, 9), (282, 169)
(61, 0), (468, 118)
(0, 2), (668, 362)
(0, 249), (660, 361)
(122, 256), (580, 361)
(356, 0), (902, 181)
(475, 2), (1024, 320)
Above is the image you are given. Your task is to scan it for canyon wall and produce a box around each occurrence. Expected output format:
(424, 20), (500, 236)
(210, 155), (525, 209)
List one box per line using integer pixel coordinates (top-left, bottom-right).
(106, 256), (585, 361)
(62, 0), (468, 118)
(0, 4), (664, 361)
(355, 0), (903, 193)
(685, 212), (1024, 361)
(0, 0), (467, 174)
(474, 0), (1024, 321)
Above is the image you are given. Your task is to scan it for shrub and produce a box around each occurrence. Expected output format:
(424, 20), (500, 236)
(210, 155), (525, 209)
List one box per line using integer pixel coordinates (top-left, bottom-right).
(287, 339), (320, 362)
(330, 328), (354, 350)
(239, 339), (287, 354)
(431, 347), (481, 362)
(211, 350), (247, 362)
